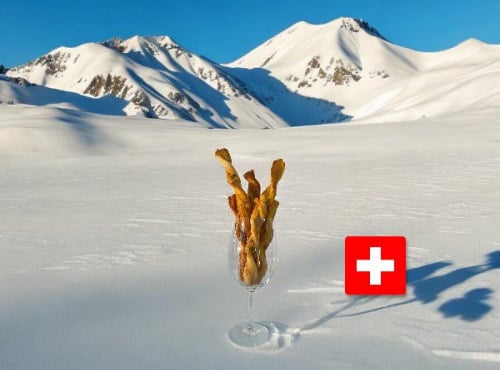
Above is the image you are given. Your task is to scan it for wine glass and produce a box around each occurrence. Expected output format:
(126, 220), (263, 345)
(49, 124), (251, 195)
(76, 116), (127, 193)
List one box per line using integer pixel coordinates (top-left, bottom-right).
(228, 221), (277, 347)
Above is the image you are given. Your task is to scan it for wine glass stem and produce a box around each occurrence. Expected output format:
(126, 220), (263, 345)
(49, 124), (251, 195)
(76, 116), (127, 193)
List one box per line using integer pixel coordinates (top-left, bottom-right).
(247, 290), (255, 326)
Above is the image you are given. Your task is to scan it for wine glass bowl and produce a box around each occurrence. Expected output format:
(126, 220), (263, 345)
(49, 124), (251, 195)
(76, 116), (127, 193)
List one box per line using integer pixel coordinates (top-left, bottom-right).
(228, 222), (278, 347)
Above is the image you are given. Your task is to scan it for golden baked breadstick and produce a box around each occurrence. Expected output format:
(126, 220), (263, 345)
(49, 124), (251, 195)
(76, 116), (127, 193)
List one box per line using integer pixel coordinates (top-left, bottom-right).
(244, 170), (261, 214)
(229, 194), (244, 241)
(260, 200), (279, 251)
(228, 194), (238, 217)
(249, 198), (264, 243)
(243, 239), (259, 285)
(238, 239), (247, 281)
(215, 148), (251, 240)
(262, 159), (285, 202)
(256, 200), (279, 282)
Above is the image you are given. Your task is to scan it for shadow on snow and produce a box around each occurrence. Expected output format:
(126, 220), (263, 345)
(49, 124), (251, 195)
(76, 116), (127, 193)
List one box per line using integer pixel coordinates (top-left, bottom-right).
(300, 250), (500, 332)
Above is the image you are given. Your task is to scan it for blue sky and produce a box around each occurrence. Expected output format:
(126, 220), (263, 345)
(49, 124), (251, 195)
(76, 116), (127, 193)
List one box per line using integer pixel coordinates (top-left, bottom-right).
(2, 0), (500, 67)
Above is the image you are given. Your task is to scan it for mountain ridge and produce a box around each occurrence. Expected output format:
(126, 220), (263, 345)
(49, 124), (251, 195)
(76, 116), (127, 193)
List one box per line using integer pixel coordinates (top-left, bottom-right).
(4, 17), (500, 126)
(5, 35), (286, 128)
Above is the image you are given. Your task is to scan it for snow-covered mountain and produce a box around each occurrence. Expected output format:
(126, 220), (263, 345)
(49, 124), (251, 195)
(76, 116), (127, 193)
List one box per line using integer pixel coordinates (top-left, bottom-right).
(5, 17), (500, 126)
(228, 17), (500, 122)
(5, 36), (285, 128)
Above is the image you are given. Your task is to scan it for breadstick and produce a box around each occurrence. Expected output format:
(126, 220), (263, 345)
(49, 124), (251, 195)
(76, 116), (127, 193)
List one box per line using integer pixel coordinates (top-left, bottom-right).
(243, 241), (259, 285)
(260, 200), (279, 251)
(244, 170), (261, 214)
(215, 148), (251, 240)
(262, 159), (285, 202)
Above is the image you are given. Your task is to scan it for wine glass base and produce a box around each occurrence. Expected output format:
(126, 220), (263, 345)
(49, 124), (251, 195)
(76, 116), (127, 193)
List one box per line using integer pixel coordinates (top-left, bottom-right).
(228, 322), (270, 347)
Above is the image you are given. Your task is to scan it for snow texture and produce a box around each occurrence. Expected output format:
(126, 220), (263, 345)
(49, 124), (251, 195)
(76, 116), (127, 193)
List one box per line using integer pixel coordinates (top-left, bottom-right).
(1, 103), (499, 369)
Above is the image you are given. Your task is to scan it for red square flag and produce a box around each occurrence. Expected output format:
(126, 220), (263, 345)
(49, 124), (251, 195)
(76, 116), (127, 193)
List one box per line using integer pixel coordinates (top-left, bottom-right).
(345, 236), (406, 295)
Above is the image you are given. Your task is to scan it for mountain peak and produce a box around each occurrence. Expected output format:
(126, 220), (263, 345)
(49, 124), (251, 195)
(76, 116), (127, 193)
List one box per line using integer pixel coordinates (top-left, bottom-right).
(101, 35), (181, 54)
(230, 16), (389, 75)
(101, 37), (126, 52)
(337, 17), (385, 39)
(286, 17), (384, 37)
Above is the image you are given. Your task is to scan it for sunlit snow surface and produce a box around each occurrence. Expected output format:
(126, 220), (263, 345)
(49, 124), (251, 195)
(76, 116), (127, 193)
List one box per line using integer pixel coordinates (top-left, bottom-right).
(1, 105), (499, 369)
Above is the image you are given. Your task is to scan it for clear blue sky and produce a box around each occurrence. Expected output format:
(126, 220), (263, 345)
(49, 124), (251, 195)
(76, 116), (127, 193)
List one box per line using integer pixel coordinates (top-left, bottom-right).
(2, 0), (500, 67)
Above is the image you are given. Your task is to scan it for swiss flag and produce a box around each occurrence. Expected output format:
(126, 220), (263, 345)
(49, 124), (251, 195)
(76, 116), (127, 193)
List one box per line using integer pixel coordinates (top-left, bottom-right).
(345, 236), (406, 295)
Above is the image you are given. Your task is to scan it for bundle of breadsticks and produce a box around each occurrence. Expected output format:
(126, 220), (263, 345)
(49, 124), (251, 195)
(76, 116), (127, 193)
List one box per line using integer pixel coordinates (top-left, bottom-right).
(215, 148), (285, 286)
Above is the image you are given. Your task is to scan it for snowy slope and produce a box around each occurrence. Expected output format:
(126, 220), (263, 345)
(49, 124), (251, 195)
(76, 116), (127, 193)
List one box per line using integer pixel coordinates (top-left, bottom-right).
(0, 76), (136, 117)
(353, 39), (500, 122)
(6, 36), (285, 128)
(228, 17), (500, 123)
(1, 104), (500, 369)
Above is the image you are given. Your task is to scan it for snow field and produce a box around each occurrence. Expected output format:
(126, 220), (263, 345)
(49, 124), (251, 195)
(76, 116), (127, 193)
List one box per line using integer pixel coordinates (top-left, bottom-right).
(1, 105), (499, 369)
